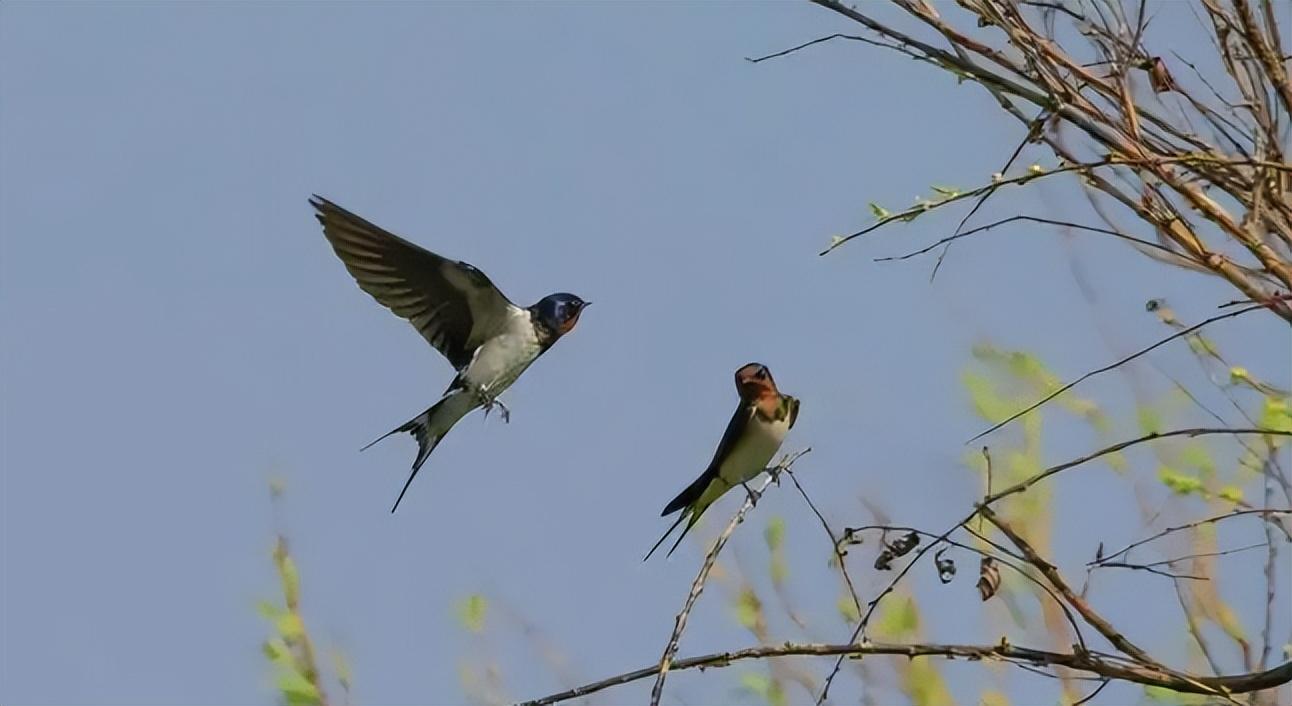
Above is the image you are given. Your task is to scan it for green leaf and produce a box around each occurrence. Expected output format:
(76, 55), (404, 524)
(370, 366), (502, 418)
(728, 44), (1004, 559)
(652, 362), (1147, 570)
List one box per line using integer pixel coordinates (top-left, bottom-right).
(1158, 466), (1203, 496)
(276, 669), (322, 706)
(876, 595), (919, 638)
(739, 672), (772, 699)
(1218, 486), (1243, 503)
(456, 594), (488, 634)
(262, 637), (291, 665)
(906, 659), (952, 706)
(837, 595), (861, 624)
(1180, 442), (1216, 479)
(275, 613), (305, 641)
(768, 679), (787, 706)
(257, 600), (283, 621)
(1137, 405), (1163, 435)
(868, 202), (891, 220)
(734, 588), (762, 630)
(763, 517), (784, 551)
(279, 554), (301, 608)
(930, 184), (962, 198)
(962, 372), (1015, 424)
(770, 555), (788, 585)
(1260, 397), (1292, 433)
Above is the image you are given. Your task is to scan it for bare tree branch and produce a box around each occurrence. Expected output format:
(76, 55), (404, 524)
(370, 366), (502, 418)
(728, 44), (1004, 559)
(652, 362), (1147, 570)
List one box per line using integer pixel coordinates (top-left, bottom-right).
(516, 641), (1292, 706)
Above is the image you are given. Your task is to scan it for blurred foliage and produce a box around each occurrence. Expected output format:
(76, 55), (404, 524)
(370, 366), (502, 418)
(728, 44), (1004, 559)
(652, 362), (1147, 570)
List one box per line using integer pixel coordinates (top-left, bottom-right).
(457, 594), (488, 635)
(259, 483), (348, 706)
(427, 338), (1286, 704)
(738, 671), (788, 706)
(265, 331), (1286, 705)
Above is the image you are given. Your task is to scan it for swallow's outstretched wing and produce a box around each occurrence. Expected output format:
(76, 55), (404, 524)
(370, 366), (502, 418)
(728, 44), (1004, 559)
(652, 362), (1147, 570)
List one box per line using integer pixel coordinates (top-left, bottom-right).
(644, 402), (755, 560)
(311, 195), (517, 370)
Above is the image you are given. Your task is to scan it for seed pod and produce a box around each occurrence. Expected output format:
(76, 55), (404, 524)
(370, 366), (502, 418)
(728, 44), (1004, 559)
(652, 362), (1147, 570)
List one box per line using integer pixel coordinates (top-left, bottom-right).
(890, 531), (920, 557)
(934, 547), (956, 584)
(977, 556), (1001, 601)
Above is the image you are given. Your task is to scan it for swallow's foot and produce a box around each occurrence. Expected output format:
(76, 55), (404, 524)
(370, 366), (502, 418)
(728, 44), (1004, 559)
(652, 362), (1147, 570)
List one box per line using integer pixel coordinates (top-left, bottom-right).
(742, 482), (761, 507)
(493, 399), (511, 424)
(480, 393), (511, 424)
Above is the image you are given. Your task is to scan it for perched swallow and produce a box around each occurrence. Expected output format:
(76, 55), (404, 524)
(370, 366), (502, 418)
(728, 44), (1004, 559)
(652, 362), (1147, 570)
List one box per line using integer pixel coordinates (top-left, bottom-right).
(645, 363), (800, 560)
(311, 196), (589, 513)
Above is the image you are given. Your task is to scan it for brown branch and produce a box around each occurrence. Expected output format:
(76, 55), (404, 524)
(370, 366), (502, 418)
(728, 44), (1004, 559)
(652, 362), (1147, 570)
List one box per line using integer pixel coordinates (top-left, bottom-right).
(648, 449), (809, 706)
(1260, 447), (1281, 671)
(797, 0), (1292, 321)
(980, 506), (1163, 667)
(515, 641), (1292, 706)
(818, 426), (1288, 702)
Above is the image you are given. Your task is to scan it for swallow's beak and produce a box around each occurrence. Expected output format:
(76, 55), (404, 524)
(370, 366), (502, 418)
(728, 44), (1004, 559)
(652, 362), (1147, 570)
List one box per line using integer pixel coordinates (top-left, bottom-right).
(581, 301), (592, 308)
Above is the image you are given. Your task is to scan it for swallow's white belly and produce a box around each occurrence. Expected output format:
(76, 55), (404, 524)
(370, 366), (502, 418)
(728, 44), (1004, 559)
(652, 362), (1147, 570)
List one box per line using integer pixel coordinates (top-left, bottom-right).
(714, 413), (791, 489)
(462, 310), (542, 396)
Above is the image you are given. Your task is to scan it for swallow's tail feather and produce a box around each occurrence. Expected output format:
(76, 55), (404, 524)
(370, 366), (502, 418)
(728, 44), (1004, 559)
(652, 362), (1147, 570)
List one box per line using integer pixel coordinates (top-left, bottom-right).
(645, 471), (721, 561)
(643, 512), (688, 562)
(364, 390), (477, 513)
(643, 509), (707, 561)
(661, 469), (715, 516)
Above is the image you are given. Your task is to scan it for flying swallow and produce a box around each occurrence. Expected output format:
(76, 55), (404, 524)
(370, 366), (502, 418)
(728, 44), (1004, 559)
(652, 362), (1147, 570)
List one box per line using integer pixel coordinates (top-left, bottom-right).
(645, 363), (800, 560)
(311, 195), (589, 513)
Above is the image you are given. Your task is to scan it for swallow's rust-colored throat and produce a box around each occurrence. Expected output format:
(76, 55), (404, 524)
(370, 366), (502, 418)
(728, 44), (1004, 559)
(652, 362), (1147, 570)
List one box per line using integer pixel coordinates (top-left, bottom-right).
(753, 388), (782, 417)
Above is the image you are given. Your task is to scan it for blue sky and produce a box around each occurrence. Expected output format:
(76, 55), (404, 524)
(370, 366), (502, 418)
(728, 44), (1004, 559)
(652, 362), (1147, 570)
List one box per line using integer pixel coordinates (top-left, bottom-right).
(2, 3), (1288, 705)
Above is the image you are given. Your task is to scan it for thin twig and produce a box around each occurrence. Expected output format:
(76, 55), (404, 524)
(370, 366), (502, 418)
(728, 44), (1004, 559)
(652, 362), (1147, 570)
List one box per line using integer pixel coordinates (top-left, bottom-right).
(875, 214), (1197, 265)
(929, 110), (1048, 280)
(784, 467), (863, 622)
(648, 449), (810, 706)
(1094, 562), (1210, 580)
(968, 305), (1268, 442)
(1073, 678), (1112, 706)
(746, 33), (913, 64)
(1093, 508), (1292, 567)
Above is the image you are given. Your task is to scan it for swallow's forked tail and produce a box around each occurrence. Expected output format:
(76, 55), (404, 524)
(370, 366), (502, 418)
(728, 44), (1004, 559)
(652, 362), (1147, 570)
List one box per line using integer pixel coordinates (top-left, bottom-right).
(362, 390), (476, 513)
(642, 512), (690, 562)
(643, 470), (716, 561)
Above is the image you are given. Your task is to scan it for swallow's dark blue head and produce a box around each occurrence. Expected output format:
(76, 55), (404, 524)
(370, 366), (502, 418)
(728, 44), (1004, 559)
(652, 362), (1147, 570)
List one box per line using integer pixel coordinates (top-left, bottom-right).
(532, 293), (589, 338)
